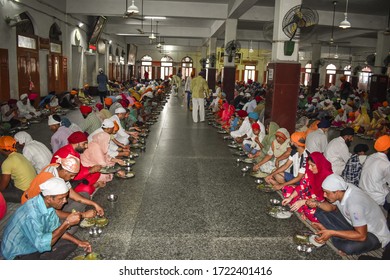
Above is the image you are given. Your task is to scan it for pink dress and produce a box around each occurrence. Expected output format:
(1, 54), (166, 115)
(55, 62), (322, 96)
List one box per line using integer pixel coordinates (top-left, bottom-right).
(80, 131), (114, 183)
(282, 152), (332, 222)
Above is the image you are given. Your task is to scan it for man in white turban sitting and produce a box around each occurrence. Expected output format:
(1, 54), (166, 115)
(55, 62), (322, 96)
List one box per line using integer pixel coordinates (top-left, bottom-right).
(16, 93), (41, 120)
(1, 177), (92, 259)
(14, 131), (52, 173)
(307, 174), (390, 256)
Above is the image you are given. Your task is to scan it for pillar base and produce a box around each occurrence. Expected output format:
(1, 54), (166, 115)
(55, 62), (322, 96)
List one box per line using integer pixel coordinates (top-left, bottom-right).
(265, 62), (300, 134)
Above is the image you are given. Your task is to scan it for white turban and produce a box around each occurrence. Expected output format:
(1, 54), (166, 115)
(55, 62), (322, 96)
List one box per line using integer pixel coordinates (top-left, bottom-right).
(20, 93), (28, 100)
(245, 92), (251, 98)
(48, 115), (61, 126)
(115, 107), (126, 114)
(116, 95), (123, 100)
(340, 99), (347, 105)
(322, 174), (347, 192)
(40, 177), (70, 196)
(102, 119), (114, 128)
(14, 131), (33, 145)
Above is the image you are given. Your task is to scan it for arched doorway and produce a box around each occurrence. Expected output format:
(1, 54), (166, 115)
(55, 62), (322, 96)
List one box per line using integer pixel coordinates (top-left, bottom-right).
(16, 12), (40, 98)
(48, 22), (67, 93)
(160, 55), (173, 80)
(141, 55), (153, 80)
(181, 56), (194, 80)
(325, 63), (337, 88)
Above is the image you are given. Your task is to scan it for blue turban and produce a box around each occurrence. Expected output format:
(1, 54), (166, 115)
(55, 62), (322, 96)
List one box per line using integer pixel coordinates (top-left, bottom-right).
(248, 112), (259, 120)
(317, 119), (331, 128)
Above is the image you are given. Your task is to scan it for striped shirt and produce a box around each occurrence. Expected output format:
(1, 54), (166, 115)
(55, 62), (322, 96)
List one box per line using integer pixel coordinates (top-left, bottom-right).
(79, 112), (102, 135)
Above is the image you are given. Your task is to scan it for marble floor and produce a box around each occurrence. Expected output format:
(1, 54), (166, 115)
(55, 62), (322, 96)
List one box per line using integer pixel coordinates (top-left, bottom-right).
(52, 95), (345, 260)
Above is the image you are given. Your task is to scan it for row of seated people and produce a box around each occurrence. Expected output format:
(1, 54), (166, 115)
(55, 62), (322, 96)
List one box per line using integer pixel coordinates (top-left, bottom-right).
(210, 92), (390, 259)
(0, 80), (168, 259)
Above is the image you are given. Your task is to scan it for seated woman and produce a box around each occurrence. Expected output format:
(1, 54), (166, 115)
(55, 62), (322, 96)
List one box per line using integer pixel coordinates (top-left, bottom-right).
(350, 105), (370, 134)
(365, 111), (387, 139)
(281, 152), (333, 222)
(252, 128), (291, 177)
(80, 120), (127, 182)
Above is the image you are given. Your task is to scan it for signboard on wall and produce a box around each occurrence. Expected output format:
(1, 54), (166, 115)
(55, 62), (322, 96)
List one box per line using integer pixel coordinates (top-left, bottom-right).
(39, 37), (50, 50)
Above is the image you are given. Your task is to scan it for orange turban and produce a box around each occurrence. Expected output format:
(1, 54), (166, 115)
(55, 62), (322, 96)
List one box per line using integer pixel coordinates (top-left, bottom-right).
(383, 101), (389, 107)
(348, 112), (355, 118)
(291, 132), (306, 147)
(104, 97), (113, 106)
(0, 136), (17, 152)
(71, 90), (78, 95)
(337, 109), (344, 114)
(113, 121), (119, 133)
(374, 135), (390, 152)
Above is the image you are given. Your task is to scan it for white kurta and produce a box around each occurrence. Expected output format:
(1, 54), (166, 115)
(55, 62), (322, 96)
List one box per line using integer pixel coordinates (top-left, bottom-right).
(359, 152), (390, 206)
(16, 101), (41, 119)
(324, 136), (351, 175)
(23, 140), (53, 173)
(109, 115), (129, 145)
(305, 129), (328, 153)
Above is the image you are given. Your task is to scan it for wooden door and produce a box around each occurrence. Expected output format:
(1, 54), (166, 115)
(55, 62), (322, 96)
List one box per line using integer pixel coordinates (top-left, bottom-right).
(60, 56), (68, 91)
(109, 62), (114, 80)
(17, 48), (40, 96)
(0, 49), (10, 102)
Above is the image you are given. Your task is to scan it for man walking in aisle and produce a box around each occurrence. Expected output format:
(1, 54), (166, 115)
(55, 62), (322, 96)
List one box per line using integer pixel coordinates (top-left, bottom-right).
(190, 71), (209, 123)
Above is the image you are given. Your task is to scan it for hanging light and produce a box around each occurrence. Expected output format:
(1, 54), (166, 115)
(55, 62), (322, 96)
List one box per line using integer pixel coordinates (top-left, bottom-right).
(339, 0), (351, 29)
(149, 18), (156, 39)
(249, 40), (254, 53)
(127, 0), (139, 14)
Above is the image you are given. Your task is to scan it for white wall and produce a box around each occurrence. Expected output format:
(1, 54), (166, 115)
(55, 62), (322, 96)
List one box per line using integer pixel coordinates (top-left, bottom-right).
(0, 0), (127, 99)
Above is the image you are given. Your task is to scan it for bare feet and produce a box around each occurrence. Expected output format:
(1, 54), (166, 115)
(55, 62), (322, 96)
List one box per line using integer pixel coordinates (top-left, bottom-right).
(94, 181), (106, 189)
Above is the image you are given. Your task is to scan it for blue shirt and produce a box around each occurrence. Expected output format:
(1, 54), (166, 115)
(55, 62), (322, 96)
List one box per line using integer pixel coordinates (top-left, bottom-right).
(97, 73), (108, 91)
(1, 195), (60, 260)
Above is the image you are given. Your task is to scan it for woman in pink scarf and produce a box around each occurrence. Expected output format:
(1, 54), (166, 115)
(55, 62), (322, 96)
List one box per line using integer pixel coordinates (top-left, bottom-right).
(281, 152), (333, 222)
(80, 123), (125, 182)
(220, 102), (235, 129)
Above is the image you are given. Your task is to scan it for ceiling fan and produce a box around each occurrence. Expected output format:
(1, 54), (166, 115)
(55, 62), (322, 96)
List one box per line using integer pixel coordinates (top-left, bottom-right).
(123, 0), (144, 21)
(319, 1), (350, 45)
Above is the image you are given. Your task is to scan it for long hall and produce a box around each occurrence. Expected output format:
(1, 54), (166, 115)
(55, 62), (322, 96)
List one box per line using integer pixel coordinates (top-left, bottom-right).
(70, 95), (341, 260)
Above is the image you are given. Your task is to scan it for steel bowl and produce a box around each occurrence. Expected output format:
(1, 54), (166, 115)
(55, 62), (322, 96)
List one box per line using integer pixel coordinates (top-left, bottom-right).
(123, 166), (132, 172)
(269, 198), (281, 206)
(241, 166), (249, 172)
(89, 226), (103, 238)
(107, 194), (118, 202)
(255, 178), (263, 184)
(297, 244), (313, 254)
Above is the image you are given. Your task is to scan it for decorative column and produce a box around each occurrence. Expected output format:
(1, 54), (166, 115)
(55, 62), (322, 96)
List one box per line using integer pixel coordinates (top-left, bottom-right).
(222, 19), (237, 102)
(265, 0), (302, 134)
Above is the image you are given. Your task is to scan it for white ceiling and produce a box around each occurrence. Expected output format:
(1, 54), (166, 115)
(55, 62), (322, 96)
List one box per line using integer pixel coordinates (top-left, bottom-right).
(64, 0), (390, 58)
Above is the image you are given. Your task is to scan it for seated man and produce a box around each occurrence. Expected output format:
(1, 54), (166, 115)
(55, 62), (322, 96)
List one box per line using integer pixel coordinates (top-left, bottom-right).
(16, 93), (41, 120)
(1, 177), (92, 260)
(265, 132), (308, 190)
(309, 174), (390, 256)
(22, 155), (104, 233)
(341, 144), (369, 186)
(0, 136), (36, 202)
(324, 127), (354, 176)
(359, 135), (390, 226)
(51, 131), (102, 195)
(1, 99), (21, 128)
(79, 105), (102, 135)
(48, 114), (73, 153)
(14, 131), (52, 173)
